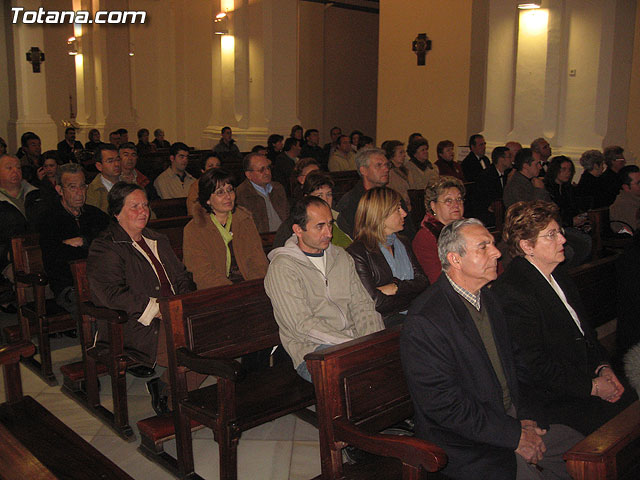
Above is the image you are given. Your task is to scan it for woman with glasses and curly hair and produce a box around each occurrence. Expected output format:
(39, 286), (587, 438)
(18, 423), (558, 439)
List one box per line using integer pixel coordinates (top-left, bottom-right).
(492, 200), (634, 435)
(412, 176), (465, 283)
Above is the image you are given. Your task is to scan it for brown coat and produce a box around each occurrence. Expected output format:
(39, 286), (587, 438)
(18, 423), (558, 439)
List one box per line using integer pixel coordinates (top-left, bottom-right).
(183, 204), (268, 289)
(88, 222), (194, 365)
(235, 179), (289, 233)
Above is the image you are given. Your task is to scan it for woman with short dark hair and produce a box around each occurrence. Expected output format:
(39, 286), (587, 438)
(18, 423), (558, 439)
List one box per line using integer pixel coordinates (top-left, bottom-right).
(88, 181), (195, 414)
(183, 168), (267, 289)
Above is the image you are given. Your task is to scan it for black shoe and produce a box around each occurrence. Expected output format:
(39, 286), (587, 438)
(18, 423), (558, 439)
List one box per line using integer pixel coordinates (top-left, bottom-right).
(342, 445), (375, 465)
(146, 378), (169, 415)
(128, 365), (156, 378)
(63, 329), (78, 338)
(0, 303), (17, 314)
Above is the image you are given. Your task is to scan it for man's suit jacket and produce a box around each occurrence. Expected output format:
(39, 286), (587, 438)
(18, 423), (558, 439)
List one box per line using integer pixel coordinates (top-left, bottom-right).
(461, 151), (490, 183)
(401, 275), (543, 480)
(475, 165), (508, 225)
(491, 256), (625, 434)
(235, 179), (289, 233)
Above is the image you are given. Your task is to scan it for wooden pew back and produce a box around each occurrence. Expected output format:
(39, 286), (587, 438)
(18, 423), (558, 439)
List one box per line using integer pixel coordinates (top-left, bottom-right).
(163, 279), (280, 359)
(306, 327), (447, 479)
(328, 170), (360, 205)
(147, 216), (191, 260)
(5, 234), (76, 385)
(150, 197), (188, 218)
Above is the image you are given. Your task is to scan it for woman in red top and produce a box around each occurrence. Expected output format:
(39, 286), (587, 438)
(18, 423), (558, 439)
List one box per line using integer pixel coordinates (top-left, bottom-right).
(412, 176), (465, 283)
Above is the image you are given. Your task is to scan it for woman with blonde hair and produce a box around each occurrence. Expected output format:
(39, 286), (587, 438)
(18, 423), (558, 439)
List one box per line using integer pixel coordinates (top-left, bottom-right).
(347, 187), (428, 327)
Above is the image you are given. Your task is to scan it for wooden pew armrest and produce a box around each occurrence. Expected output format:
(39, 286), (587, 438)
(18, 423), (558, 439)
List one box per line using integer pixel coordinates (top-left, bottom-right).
(176, 347), (244, 380)
(80, 302), (128, 323)
(334, 418), (448, 472)
(15, 270), (47, 286)
(0, 342), (36, 365)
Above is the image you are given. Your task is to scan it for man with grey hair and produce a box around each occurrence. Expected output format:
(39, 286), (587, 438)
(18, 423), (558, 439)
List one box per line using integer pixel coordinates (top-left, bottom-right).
(335, 148), (415, 238)
(235, 151), (289, 232)
(401, 218), (582, 479)
(38, 163), (109, 318)
(601, 145), (626, 206)
(531, 137), (552, 174)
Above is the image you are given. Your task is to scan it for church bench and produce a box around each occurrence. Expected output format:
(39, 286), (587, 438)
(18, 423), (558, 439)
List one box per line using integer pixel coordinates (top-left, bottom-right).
(136, 279), (316, 479)
(3, 234), (77, 386)
(148, 215), (192, 260)
(150, 197), (188, 218)
(328, 170), (360, 204)
(59, 260), (138, 441)
(305, 326), (448, 480)
(564, 400), (640, 480)
(0, 342), (134, 480)
(568, 252), (620, 330)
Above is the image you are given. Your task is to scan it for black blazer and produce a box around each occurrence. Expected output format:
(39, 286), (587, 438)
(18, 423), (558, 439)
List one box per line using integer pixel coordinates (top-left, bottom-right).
(490, 256), (631, 434)
(493, 257), (607, 399)
(401, 275), (543, 480)
(461, 151), (489, 183)
(346, 236), (427, 319)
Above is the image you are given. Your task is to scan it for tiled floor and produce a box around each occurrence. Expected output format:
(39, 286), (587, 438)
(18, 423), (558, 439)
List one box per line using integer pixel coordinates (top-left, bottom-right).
(0, 311), (322, 480)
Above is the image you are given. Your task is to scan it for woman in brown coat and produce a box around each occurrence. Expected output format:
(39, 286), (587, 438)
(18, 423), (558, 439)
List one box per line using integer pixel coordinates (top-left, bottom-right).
(88, 182), (195, 414)
(183, 168), (268, 289)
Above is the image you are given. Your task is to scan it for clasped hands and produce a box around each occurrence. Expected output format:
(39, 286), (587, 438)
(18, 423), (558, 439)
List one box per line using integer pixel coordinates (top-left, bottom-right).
(591, 366), (624, 403)
(515, 419), (547, 464)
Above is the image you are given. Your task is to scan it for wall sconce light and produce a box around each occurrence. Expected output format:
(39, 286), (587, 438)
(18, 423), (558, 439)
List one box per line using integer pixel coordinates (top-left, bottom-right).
(214, 12), (229, 35)
(129, 43), (135, 56)
(67, 36), (79, 56)
(518, 2), (541, 9)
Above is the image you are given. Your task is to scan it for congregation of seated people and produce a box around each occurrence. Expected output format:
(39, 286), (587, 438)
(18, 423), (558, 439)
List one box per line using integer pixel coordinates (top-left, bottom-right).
(1, 123), (639, 479)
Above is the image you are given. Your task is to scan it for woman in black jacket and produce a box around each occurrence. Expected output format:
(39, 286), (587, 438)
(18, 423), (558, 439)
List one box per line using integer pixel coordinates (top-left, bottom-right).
(347, 187), (428, 327)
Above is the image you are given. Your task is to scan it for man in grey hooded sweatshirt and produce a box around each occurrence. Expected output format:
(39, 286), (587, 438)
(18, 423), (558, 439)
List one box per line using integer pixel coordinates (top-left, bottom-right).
(265, 196), (384, 382)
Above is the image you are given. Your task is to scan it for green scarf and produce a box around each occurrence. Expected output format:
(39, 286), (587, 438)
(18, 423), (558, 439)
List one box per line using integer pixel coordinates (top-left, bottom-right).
(209, 212), (233, 276)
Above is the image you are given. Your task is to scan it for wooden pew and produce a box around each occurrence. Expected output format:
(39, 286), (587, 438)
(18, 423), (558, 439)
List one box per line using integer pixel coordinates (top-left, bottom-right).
(0, 342), (134, 479)
(147, 215), (191, 260)
(136, 279), (316, 479)
(587, 207), (633, 259)
(59, 260), (136, 441)
(305, 326), (448, 479)
(328, 170), (360, 205)
(150, 197), (188, 218)
(564, 401), (640, 479)
(569, 252), (620, 330)
(3, 234), (77, 386)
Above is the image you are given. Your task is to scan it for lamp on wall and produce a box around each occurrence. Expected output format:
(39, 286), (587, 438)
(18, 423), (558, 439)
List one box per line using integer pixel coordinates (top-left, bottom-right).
(214, 12), (229, 35)
(518, 2), (541, 9)
(67, 36), (79, 56)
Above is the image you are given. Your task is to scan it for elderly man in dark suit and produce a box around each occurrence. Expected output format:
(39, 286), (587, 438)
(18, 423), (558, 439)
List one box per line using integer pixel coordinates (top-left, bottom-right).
(401, 218), (581, 480)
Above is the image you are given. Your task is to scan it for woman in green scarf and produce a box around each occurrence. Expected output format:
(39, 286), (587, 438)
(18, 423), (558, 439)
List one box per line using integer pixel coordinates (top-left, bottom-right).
(183, 168), (268, 289)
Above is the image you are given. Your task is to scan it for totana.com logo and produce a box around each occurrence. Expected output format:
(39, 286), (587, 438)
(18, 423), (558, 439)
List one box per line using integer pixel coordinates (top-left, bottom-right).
(11, 7), (146, 24)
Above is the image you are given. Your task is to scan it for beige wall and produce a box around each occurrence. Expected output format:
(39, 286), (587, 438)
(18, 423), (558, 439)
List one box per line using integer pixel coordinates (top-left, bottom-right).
(0, 4), (11, 148)
(377, 0), (473, 149)
(627, 1), (640, 163)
